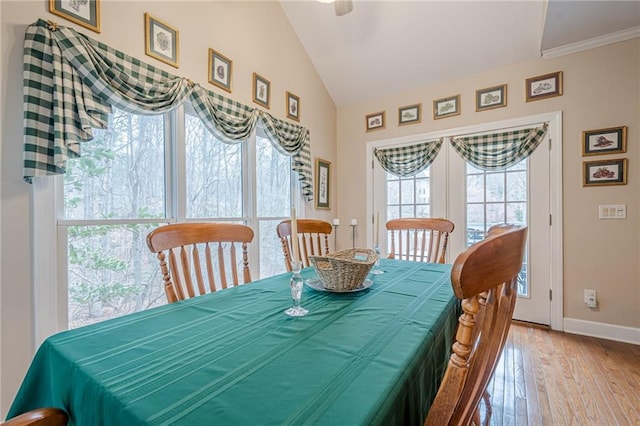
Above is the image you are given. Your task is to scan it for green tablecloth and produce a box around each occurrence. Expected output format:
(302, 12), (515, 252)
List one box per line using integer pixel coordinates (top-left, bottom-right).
(8, 259), (458, 425)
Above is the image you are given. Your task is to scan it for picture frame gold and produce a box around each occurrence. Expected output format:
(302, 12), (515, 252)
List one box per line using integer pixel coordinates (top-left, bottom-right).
(315, 158), (331, 209)
(476, 84), (507, 111)
(525, 71), (563, 102)
(286, 91), (300, 122)
(49, 0), (101, 33)
(365, 111), (385, 132)
(252, 73), (271, 109)
(582, 126), (627, 156)
(144, 13), (179, 68)
(583, 158), (627, 187)
(208, 49), (232, 93)
(398, 104), (422, 126)
(433, 95), (461, 120)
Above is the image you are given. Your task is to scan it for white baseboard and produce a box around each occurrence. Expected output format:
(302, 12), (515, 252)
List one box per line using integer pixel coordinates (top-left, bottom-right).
(563, 318), (640, 345)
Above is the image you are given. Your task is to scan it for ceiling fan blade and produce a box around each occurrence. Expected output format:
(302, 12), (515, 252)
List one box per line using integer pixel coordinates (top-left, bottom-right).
(334, 0), (353, 16)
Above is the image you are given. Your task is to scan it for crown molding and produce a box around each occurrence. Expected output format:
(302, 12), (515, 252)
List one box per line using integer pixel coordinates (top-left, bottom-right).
(542, 26), (640, 59)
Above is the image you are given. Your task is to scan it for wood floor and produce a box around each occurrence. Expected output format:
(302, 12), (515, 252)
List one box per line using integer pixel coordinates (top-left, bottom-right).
(485, 323), (640, 426)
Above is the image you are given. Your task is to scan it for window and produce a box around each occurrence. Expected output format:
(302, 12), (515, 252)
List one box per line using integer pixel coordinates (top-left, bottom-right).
(385, 168), (431, 220)
(465, 160), (529, 295)
(59, 107), (293, 329)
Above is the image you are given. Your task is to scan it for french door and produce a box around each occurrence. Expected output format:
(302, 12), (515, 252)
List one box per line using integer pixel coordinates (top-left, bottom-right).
(369, 114), (562, 327)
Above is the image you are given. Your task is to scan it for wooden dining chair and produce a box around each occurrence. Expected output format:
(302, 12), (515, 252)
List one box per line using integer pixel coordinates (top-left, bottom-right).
(386, 218), (455, 263)
(146, 223), (255, 303)
(424, 224), (528, 426)
(277, 219), (332, 271)
(2, 408), (68, 426)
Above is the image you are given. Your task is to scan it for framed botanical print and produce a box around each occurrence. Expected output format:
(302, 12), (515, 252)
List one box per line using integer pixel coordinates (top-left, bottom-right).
(286, 91), (300, 122)
(252, 73), (271, 109)
(144, 13), (179, 68)
(49, 0), (101, 33)
(208, 49), (232, 93)
(315, 158), (331, 209)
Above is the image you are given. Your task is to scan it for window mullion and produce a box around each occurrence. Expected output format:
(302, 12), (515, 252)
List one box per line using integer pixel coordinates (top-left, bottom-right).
(172, 105), (185, 222)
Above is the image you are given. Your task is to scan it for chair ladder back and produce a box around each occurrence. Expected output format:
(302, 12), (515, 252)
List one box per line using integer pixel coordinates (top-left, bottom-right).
(277, 219), (333, 271)
(147, 223), (255, 303)
(386, 218), (454, 264)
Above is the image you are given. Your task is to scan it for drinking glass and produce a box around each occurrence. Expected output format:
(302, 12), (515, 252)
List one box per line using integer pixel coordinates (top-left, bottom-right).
(370, 243), (384, 274)
(284, 261), (309, 317)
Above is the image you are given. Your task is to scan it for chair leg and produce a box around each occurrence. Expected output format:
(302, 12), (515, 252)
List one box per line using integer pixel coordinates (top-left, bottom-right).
(482, 389), (492, 426)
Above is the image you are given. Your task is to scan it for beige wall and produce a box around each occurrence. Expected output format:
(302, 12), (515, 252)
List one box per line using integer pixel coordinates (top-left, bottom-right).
(337, 39), (639, 330)
(0, 0), (336, 415)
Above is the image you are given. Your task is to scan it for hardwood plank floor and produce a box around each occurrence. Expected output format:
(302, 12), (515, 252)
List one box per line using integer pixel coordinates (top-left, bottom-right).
(485, 323), (640, 426)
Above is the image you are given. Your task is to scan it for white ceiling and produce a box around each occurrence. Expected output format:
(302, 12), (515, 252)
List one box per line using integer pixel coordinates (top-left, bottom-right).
(280, 0), (640, 106)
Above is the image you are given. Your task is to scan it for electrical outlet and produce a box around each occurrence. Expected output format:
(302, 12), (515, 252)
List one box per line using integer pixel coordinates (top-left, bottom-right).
(584, 289), (597, 308)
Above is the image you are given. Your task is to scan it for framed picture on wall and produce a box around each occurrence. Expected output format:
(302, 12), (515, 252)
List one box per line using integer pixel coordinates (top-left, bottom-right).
(398, 104), (422, 126)
(433, 95), (460, 119)
(286, 91), (300, 122)
(476, 84), (507, 111)
(525, 71), (562, 102)
(365, 111), (385, 132)
(315, 158), (331, 209)
(582, 126), (627, 156)
(252, 73), (271, 109)
(208, 49), (232, 93)
(49, 0), (101, 33)
(583, 158), (627, 186)
(144, 13), (179, 68)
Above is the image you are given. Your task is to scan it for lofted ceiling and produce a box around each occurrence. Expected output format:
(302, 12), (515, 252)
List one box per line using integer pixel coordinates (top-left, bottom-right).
(280, 0), (640, 107)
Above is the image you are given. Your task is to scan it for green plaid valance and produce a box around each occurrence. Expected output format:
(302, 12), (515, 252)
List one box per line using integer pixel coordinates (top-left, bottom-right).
(374, 139), (443, 177)
(22, 19), (313, 201)
(450, 124), (548, 171)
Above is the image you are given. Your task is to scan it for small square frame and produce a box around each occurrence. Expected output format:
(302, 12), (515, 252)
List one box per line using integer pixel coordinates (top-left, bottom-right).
(582, 126), (627, 156)
(365, 111), (386, 132)
(144, 13), (179, 68)
(526, 71), (563, 102)
(286, 92), (300, 122)
(476, 84), (507, 111)
(49, 0), (101, 33)
(398, 104), (422, 126)
(433, 95), (461, 120)
(315, 158), (331, 209)
(252, 73), (271, 109)
(208, 49), (232, 93)
(583, 158), (627, 187)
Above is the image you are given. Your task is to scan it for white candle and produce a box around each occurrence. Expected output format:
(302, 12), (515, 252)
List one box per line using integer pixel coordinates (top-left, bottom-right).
(333, 218), (340, 226)
(291, 207), (299, 263)
(375, 211), (380, 245)
(351, 218), (357, 226)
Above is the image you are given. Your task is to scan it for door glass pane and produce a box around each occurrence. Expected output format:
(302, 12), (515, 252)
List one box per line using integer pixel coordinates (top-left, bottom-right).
(64, 111), (165, 220)
(485, 173), (504, 202)
(386, 170), (431, 219)
(466, 159), (529, 296)
(185, 113), (242, 218)
(67, 223), (165, 328)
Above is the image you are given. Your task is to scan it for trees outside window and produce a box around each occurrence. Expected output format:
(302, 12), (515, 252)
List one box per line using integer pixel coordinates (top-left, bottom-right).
(61, 107), (293, 328)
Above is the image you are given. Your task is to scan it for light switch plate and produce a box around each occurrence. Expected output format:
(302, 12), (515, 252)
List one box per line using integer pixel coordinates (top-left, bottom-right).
(598, 204), (626, 219)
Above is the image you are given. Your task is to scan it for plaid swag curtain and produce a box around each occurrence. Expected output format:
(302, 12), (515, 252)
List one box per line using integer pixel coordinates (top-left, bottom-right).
(373, 139), (444, 177)
(450, 124), (548, 171)
(22, 19), (313, 200)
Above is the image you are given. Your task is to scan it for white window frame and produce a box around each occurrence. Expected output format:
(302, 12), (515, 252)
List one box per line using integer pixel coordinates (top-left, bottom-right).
(32, 106), (299, 347)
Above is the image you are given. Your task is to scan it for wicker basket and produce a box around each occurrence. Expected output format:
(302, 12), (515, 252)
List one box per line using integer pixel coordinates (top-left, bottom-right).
(308, 248), (378, 292)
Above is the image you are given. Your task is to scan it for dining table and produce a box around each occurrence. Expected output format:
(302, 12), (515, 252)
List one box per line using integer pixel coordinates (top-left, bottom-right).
(7, 258), (460, 425)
